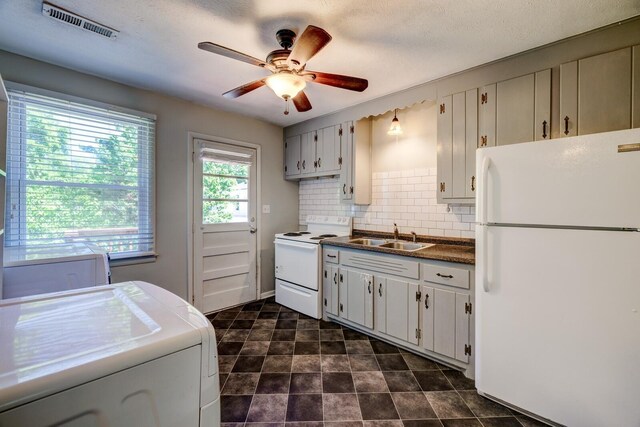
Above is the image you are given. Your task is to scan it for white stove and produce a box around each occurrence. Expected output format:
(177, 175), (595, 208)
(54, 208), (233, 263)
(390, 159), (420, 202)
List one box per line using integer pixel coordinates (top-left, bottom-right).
(274, 216), (352, 318)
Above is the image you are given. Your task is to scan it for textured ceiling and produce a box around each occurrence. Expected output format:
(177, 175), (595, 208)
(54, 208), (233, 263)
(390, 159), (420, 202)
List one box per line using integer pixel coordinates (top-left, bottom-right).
(0, 1), (638, 126)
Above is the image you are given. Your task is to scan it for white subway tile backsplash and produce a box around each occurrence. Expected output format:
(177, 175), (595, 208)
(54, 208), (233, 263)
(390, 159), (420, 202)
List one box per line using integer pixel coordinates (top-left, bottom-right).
(298, 168), (476, 238)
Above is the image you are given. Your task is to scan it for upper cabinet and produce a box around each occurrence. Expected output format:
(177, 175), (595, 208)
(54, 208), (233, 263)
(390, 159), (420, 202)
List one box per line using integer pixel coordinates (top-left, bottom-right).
(560, 46), (640, 137)
(438, 69), (550, 204)
(285, 118), (371, 205)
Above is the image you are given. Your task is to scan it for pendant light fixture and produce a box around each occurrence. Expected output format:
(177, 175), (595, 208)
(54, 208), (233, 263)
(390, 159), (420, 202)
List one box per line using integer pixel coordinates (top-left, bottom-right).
(387, 108), (403, 136)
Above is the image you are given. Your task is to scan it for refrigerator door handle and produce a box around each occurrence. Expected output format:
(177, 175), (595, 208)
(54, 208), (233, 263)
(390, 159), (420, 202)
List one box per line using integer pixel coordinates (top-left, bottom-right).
(478, 156), (492, 225)
(480, 224), (490, 293)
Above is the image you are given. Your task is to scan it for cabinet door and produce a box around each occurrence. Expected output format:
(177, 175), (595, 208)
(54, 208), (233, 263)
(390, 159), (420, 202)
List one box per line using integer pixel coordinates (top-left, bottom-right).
(534, 69), (551, 141)
(385, 278), (410, 341)
(347, 269), (365, 325)
(318, 125), (339, 173)
(478, 83), (496, 148)
(496, 73), (535, 146)
(433, 288), (456, 358)
(340, 122), (353, 201)
(578, 47), (631, 135)
(421, 285), (434, 351)
(375, 276), (386, 334)
(436, 96), (453, 200)
(455, 293), (471, 363)
(352, 120), (372, 205)
(323, 263), (332, 314)
(451, 92), (466, 198)
(300, 132), (316, 175)
(364, 273), (374, 329)
(338, 268), (348, 317)
(284, 135), (301, 177)
(559, 61), (578, 138)
(330, 266), (339, 316)
(465, 89), (478, 198)
(408, 282), (420, 345)
(634, 45), (640, 129)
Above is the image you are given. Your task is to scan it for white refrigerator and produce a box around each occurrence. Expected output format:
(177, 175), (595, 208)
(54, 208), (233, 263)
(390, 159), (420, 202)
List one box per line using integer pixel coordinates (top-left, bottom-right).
(475, 128), (640, 426)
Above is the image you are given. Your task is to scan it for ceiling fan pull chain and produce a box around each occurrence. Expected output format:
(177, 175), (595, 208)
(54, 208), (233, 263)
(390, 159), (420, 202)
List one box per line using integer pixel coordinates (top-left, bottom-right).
(284, 97), (290, 115)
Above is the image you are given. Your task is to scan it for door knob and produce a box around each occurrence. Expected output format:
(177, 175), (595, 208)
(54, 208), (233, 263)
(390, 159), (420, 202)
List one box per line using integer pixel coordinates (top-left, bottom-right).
(249, 226), (257, 234)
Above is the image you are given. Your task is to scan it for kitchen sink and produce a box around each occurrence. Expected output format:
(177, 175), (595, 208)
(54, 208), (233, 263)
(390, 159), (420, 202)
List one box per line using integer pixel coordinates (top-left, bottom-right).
(348, 238), (388, 246)
(378, 241), (435, 251)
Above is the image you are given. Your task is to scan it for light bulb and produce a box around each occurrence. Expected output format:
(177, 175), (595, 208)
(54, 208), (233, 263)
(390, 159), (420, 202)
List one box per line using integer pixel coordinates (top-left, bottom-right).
(265, 72), (306, 100)
(388, 109), (403, 136)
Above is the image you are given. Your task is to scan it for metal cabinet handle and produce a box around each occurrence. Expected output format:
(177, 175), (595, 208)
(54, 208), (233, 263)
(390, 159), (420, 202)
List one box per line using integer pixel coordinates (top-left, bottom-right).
(318, 157), (321, 167)
(324, 298), (327, 307)
(542, 120), (548, 139)
(302, 160), (306, 170)
(333, 272), (337, 284)
(327, 254), (336, 258)
(378, 283), (383, 297)
(368, 281), (372, 294)
(564, 116), (570, 135)
(297, 160), (300, 170)
(471, 175), (476, 192)
(340, 303), (344, 312)
(324, 270), (327, 278)
(425, 294), (429, 309)
(436, 273), (453, 279)
(343, 184), (347, 194)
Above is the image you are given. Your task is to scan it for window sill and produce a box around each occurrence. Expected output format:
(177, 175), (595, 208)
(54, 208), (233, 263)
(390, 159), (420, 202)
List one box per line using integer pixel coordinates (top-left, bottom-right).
(109, 253), (158, 267)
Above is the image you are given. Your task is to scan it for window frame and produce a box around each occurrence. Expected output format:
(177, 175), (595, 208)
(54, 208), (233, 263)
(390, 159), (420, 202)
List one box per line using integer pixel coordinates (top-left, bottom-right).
(5, 82), (157, 261)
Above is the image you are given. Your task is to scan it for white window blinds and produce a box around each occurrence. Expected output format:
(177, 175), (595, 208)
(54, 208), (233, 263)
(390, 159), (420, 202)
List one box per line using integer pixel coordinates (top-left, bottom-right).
(5, 87), (155, 259)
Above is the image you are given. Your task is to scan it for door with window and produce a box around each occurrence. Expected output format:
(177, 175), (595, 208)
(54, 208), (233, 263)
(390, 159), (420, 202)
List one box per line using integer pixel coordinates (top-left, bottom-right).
(193, 139), (258, 313)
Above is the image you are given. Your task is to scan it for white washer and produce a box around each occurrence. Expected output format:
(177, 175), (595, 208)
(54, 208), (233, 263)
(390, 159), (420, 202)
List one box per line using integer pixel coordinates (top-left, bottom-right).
(0, 281), (220, 426)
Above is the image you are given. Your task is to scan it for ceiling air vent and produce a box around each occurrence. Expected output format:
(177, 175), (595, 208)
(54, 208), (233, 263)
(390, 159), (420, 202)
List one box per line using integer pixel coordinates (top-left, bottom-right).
(42, 2), (119, 40)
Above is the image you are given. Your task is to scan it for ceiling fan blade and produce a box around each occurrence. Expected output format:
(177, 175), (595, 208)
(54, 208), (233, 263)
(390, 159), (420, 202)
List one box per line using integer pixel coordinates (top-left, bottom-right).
(292, 91), (312, 112)
(303, 71), (368, 92)
(222, 79), (266, 99)
(198, 41), (269, 69)
(287, 25), (332, 68)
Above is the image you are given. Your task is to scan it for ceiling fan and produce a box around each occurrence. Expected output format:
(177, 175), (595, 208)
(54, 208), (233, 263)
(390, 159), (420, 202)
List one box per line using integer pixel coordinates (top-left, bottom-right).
(198, 25), (368, 115)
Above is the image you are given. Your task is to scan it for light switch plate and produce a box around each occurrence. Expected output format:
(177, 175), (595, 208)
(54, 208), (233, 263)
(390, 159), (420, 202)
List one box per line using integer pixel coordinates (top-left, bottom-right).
(262, 205), (271, 214)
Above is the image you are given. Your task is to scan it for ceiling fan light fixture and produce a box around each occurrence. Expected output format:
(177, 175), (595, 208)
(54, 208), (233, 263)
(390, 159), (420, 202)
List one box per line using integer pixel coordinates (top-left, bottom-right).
(388, 109), (403, 136)
(265, 72), (306, 100)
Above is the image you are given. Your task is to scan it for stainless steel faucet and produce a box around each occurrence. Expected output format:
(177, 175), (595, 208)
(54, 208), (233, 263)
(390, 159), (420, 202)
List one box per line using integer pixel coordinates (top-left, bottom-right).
(410, 231), (417, 243)
(393, 223), (399, 240)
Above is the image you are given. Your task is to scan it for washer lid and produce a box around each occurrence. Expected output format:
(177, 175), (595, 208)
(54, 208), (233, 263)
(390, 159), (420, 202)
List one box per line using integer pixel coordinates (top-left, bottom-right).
(0, 281), (207, 412)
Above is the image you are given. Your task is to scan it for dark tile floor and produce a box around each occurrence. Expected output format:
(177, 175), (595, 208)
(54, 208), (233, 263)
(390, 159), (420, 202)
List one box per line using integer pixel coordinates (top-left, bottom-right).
(208, 298), (546, 427)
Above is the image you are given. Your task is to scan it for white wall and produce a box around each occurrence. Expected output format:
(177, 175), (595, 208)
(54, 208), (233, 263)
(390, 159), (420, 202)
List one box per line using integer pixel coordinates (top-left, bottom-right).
(0, 50), (298, 299)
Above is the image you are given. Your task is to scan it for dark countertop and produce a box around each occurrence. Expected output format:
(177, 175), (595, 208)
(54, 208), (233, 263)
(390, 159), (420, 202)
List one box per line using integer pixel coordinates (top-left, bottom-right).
(321, 230), (476, 265)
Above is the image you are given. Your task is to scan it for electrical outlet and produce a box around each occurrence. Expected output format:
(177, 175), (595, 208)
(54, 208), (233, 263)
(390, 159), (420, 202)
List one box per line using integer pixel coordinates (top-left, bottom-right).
(262, 205), (271, 214)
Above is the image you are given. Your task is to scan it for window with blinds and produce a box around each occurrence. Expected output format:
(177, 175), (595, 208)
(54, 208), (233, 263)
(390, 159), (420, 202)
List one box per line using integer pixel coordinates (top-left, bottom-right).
(5, 87), (155, 259)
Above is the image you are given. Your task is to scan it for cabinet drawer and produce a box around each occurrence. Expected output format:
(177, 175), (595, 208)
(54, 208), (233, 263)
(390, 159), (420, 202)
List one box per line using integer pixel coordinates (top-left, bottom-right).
(341, 250), (419, 279)
(421, 264), (469, 289)
(324, 248), (339, 264)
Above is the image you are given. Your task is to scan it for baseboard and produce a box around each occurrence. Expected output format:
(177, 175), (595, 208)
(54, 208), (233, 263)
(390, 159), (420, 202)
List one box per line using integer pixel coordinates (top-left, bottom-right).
(260, 290), (275, 299)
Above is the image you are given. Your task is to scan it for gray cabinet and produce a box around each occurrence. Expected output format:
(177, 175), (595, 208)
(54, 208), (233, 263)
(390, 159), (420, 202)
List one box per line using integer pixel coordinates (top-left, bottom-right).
(317, 125), (341, 173)
(340, 120), (371, 205)
(284, 135), (301, 178)
(335, 267), (374, 329)
(374, 276), (387, 334)
(323, 264), (339, 316)
(495, 69), (551, 146)
(300, 131), (316, 175)
(560, 47), (635, 137)
(437, 89), (478, 204)
(385, 278), (420, 345)
(478, 83), (496, 149)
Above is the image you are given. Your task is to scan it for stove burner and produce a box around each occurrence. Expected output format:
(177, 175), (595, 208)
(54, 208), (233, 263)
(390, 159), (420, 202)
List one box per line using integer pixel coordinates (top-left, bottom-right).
(309, 237), (323, 240)
(284, 232), (302, 236)
(319, 234), (337, 238)
(299, 232), (311, 235)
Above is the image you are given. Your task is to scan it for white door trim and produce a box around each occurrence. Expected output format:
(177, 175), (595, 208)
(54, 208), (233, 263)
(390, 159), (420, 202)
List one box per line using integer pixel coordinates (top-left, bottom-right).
(186, 131), (262, 310)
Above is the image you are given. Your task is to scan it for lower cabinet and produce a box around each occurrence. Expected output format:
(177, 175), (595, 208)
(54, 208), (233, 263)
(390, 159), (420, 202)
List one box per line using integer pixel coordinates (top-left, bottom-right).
(323, 246), (474, 372)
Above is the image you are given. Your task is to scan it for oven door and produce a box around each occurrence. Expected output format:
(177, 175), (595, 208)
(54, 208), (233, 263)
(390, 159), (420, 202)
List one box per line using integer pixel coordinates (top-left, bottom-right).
(274, 239), (320, 290)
